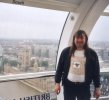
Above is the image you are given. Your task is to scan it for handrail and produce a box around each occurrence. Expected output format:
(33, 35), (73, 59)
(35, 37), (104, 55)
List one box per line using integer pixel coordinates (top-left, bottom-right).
(91, 96), (109, 99)
(0, 71), (55, 82)
(0, 71), (109, 100)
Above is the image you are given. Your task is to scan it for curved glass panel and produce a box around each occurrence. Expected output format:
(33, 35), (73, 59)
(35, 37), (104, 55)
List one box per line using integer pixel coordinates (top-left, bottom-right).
(0, 2), (68, 99)
(0, 76), (56, 100)
(0, 2), (68, 75)
(89, 16), (109, 98)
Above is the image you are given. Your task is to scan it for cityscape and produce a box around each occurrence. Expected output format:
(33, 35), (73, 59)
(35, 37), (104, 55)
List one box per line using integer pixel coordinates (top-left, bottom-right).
(89, 41), (109, 69)
(0, 39), (109, 99)
(89, 41), (109, 98)
(0, 39), (58, 74)
(0, 1), (109, 100)
(0, 39), (58, 100)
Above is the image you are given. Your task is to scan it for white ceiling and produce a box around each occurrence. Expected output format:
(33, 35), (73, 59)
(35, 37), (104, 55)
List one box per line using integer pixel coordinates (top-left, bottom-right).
(55, 0), (82, 5)
(0, 0), (83, 11)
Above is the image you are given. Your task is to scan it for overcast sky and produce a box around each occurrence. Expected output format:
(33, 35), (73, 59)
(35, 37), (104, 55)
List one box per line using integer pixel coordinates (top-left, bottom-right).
(0, 3), (68, 40)
(0, 2), (109, 41)
(89, 16), (109, 42)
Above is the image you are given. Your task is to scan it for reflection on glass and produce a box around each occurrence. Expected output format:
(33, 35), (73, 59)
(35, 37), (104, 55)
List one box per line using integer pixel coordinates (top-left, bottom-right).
(100, 73), (109, 97)
(0, 76), (56, 100)
(90, 73), (109, 98)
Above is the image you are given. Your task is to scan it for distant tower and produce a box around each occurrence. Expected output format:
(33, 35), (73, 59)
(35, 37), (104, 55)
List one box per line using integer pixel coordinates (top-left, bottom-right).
(18, 46), (31, 71)
(0, 45), (4, 74)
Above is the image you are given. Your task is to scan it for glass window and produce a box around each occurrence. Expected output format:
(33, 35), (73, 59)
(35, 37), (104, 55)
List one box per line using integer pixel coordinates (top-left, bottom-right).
(0, 2), (68, 99)
(0, 2), (68, 75)
(0, 76), (56, 100)
(89, 15), (109, 97)
(89, 16), (109, 67)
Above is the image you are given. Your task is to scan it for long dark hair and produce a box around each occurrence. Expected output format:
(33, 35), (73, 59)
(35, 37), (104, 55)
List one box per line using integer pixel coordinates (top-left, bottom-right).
(69, 30), (89, 57)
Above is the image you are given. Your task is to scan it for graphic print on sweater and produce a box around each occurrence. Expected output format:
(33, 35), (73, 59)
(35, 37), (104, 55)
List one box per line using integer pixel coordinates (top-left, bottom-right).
(67, 56), (86, 82)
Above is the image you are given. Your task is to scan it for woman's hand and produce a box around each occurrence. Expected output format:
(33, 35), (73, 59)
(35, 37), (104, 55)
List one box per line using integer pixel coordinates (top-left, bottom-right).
(55, 83), (61, 94)
(94, 88), (101, 99)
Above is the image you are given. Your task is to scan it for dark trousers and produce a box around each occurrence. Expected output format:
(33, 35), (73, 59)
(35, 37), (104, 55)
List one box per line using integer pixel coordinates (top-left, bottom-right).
(63, 84), (91, 100)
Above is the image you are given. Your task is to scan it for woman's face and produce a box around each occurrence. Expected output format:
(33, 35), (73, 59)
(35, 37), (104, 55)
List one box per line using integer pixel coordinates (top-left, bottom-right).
(74, 34), (86, 50)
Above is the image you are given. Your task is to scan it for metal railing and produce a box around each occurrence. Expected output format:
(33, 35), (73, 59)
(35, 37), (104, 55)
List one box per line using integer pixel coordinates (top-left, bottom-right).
(0, 71), (109, 100)
(0, 71), (55, 82)
(91, 96), (109, 100)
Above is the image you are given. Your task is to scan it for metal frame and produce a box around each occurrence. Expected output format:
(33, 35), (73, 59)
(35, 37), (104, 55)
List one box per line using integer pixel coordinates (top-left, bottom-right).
(0, 71), (55, 82)
(91, 96), (109, 100)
